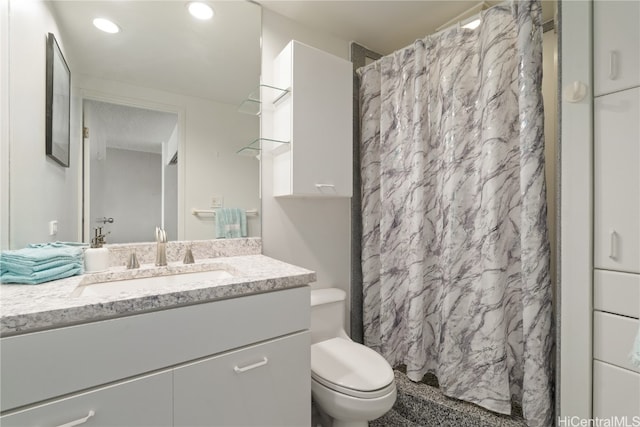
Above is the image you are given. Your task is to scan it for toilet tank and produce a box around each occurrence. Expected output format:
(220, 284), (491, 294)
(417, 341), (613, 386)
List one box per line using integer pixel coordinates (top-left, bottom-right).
(310, 288), (347, 344)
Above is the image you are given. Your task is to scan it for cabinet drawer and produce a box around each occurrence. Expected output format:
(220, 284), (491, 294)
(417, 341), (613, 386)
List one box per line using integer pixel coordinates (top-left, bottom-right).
(1, 287), (310, 411)
(594, 0), (640, 96)
(174, 331), (310, 426)
(0, 370), (172, 427)
(594, 270), (640, 318)
(594, 311), (640, 372)
(593, 361), (640, 419)
(594, 88), (640, 273)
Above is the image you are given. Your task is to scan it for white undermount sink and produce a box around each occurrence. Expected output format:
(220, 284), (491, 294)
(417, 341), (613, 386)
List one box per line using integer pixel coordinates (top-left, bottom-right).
(74, 269), (234, 297)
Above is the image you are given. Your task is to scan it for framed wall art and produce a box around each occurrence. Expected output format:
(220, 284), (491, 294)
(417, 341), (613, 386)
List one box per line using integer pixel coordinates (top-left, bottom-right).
(45, 32), (70, 167)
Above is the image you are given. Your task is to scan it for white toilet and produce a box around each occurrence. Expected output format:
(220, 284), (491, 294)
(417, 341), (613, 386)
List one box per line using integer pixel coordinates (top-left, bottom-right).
(310, 288), (397, 427)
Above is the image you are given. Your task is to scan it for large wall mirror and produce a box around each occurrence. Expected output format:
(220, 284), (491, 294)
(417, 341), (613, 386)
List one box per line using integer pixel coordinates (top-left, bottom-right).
(6, 0), (261, 248)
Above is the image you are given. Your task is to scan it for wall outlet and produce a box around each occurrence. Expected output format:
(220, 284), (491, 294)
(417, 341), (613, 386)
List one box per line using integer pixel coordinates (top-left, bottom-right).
(211, 196), (223, 208)
(49, 220), (58, 236)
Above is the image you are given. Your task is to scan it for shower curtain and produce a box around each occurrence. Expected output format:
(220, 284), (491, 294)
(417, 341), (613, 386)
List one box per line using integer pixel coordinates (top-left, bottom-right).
(359, 1), (553, 426)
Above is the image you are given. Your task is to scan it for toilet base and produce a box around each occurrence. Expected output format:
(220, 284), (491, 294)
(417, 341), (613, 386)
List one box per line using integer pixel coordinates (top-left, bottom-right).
(311, 378), (396, 427)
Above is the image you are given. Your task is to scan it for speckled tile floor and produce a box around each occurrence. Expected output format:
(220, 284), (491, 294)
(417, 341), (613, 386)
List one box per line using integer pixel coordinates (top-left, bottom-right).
(369, 370), (527, 427)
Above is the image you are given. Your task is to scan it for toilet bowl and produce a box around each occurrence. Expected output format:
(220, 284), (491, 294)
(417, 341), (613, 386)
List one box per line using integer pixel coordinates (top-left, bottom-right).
(310, 288), (396, 427)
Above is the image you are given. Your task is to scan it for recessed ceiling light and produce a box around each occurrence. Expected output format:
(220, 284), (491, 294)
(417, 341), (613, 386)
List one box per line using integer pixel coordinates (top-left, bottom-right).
(93, 18), (120, 34)
(462, 19), (481, 30)
(187, 2), (214, 20)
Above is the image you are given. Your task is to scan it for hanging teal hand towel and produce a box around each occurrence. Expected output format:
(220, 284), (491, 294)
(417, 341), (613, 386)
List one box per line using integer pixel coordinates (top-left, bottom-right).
(215, 208), (247, 238)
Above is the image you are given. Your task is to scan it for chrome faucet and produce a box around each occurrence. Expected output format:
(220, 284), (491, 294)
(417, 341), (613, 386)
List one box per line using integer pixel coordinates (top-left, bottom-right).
(155, 227), (167, 266)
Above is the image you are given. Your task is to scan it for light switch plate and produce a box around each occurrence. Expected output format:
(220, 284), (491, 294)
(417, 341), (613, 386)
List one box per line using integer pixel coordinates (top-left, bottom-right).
(211, 196), (223, 208)
(49, 220), (58, 236)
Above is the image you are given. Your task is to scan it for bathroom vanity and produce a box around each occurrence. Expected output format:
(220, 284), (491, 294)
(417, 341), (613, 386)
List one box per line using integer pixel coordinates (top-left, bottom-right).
(0, 240), (315, 426)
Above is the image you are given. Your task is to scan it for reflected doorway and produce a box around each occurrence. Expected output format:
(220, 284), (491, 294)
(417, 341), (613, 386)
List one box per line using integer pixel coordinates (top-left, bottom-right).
(83, 99), (179, 244)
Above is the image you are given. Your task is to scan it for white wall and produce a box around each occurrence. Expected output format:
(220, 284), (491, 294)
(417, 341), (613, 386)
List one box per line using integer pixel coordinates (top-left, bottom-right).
(261, 9), (352, 329)
(559, 0), (593, 418)
(1, 0), (10, 250)
(7, 0), (82, 249)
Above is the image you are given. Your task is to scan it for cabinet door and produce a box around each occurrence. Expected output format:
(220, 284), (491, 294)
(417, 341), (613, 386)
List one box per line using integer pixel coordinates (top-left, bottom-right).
(594, 88), (640, 273)
(593, 361), (640, 419)
(594, 0), (640, 96)
(272, 41), (353, 197)
(174, 331), (310, 426)
(0, 371), (172, 427)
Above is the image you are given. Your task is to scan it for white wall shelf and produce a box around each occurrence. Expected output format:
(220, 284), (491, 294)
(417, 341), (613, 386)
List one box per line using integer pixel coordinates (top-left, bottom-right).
(238, 84), (290, 116)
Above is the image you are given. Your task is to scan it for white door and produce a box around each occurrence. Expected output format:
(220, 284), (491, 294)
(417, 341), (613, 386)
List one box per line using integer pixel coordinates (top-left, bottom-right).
(594, 88), (640, 273)
(593, 0), (640, 96)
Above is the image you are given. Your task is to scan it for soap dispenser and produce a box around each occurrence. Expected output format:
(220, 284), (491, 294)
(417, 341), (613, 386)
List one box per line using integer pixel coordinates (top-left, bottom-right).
(85, 227), (109, 272)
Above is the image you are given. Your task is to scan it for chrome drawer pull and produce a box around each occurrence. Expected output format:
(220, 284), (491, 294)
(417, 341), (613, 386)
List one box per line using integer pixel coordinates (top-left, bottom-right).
(234, 357), (268, 373)
(55, 410), (95, 427)
(609, 229), (618, 259)
(609, 51), (618, 80)
(315, 184), (335, 189)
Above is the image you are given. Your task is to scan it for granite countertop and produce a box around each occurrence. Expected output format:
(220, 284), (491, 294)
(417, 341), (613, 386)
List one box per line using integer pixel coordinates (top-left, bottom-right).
(0, 254), (316, 337)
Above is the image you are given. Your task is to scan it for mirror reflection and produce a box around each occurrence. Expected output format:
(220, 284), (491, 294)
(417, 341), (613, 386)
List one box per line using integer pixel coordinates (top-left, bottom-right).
(6, 0), (261, 249)
(84, 100), (179, 243)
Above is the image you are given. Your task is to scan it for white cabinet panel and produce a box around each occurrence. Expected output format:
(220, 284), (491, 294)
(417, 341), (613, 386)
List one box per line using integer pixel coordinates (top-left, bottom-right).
(594, 270), (640, 318)
(594, 0), (640, 96)
(271, 41), (353, 198)
(594, 88), (640, 273)
(0, 371), (172, 427)
(174, 331), (310, 427)
(593, 361), (640, 419)
(594, 311), (640, 373)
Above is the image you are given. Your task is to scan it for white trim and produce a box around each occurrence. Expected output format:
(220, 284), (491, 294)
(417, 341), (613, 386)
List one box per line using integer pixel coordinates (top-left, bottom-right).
(559, 0), (593, 419)
(0, 0), (9, 249)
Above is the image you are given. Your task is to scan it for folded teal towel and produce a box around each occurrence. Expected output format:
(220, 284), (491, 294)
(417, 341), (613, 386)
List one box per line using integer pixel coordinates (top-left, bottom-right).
(631, 327), (640, 369)
(1, 258), (77, 274)
(0, 246), (83, 264)
(215, 208), (247, 239)
(1, 262), (83, 284)
(28, 241), (88, 249)
(0, 243), (85, 285)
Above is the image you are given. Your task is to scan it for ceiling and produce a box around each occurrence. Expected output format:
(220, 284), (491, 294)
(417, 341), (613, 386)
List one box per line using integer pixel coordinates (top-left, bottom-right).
(259, 0), (556, 56)
(49, 1), (261, 106)
(86, 100), (178, 154)
(49, 1), (555, 152)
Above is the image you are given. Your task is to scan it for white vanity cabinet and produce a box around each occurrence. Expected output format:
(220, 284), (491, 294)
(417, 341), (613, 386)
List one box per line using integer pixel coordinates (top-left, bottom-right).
(269, 40), (353, 197)
(0, 286), (311, 427)
(593, 87), (640, 273)
(593, 0), (640, 96)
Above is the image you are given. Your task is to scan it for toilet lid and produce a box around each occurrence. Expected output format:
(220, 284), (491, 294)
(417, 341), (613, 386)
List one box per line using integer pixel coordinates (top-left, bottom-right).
(311, 338), (394, 393)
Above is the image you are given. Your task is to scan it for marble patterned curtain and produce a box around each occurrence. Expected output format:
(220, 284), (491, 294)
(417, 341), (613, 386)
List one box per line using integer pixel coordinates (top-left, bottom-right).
(358, 1), (553, 426)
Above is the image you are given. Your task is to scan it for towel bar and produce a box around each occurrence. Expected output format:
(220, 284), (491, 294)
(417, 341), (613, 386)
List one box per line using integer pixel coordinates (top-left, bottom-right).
(191, 208), (258, 216)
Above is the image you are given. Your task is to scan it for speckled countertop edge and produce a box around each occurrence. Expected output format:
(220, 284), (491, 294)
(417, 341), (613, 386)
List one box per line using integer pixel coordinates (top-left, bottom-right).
(0, 254), (316, 337)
